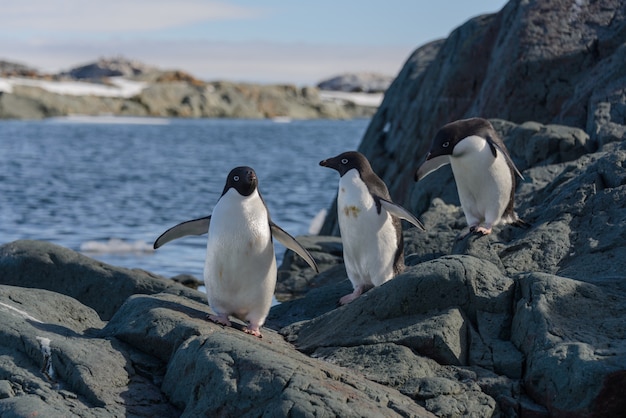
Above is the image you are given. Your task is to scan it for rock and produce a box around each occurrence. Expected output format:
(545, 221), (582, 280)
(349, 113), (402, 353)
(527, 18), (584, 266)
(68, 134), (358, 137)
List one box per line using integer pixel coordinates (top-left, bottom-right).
(0, 59), (41, 78)
(0, 243), (434, 417)
(281, 256), (517, 367)
(347, 0), (626, 217)
(276, 235), (344, 301)
(2, 0), (626, 416)
(0, 240), (206, 320)
(170, 274), (203, 290)
(0, 79), (376, 120)
(162, 332), (433, 417)
(280, 135), (626, 415)
(512, 273), (626, 417)
(317, 73), (394, 93)
(0, 284), (179, 417)
(62, 57), (157, 80)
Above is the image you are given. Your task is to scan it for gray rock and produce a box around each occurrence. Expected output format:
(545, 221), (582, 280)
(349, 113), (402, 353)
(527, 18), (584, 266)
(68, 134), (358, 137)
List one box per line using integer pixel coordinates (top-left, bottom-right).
(282, 256), (517, 371)
(162, 333), (433, 417)
(276, 235), (344, 301)
(103, 291), (433, 417)
(339, 0), (626, 221)
(512, 273), (626, 417)
(317, 73), (394, 93)
(2, 0), (626, 416)
(0, 240), (206, 320)
(0, 79), (376, 120)
(0, 285), (178, 417)
(0, 380), (14, 399)
(62, 57), (156, 79)
(0, 59), (40, 77)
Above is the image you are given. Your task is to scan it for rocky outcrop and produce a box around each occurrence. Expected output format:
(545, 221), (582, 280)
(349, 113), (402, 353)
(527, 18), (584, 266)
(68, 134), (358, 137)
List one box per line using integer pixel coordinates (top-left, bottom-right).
(0, 57), (379, 120)
(346, 0), (626, 216)
(61, 57), (157, 80)
(317, 73), (394, 93)
(0, 80), (376, 120)
(0, 60), (40, 78)
(1, 0), (625, 416)
(0, 240), (432, 417)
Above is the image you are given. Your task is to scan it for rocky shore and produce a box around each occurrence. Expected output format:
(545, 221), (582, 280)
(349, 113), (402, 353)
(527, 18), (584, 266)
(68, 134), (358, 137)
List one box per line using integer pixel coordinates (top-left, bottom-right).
(0, 58), (379, 120)
(1, 0), (625, 417)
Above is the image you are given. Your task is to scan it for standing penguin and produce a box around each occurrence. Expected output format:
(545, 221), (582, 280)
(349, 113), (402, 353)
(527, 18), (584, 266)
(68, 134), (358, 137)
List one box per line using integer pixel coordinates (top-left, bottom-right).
(320, 151), (424, 305)
(154, 166), (318, 337)
(415, 117), (527, 238)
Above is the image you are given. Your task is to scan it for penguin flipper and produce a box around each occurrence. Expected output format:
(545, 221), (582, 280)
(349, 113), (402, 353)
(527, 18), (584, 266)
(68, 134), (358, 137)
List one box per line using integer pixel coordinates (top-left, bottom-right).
(379, 198), (425, 231)
(153, 216), (211, 249)
(486, 137), (525, 180)
(270, 223), (319, 273)
(415, 155), (450, 181)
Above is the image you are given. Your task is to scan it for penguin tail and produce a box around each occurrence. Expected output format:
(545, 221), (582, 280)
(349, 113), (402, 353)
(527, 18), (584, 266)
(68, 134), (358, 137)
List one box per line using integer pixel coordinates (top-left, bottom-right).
(511, 217), (531, 229)
(502, 211), (531, 229)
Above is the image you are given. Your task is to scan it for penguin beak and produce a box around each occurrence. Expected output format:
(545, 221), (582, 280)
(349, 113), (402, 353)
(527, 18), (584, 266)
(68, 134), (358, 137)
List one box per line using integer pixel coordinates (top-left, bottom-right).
(415, 153), (432, 180)
(319, 159), (329, 167)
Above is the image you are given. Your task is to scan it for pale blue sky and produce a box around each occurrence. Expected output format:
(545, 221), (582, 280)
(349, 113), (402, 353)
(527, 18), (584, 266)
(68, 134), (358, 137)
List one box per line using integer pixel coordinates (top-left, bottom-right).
(0, 0), (508, 85)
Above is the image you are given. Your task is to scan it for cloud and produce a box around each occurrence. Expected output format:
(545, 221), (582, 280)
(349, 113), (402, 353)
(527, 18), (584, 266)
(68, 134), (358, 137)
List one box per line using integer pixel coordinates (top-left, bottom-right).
(0, 0), (261, 33)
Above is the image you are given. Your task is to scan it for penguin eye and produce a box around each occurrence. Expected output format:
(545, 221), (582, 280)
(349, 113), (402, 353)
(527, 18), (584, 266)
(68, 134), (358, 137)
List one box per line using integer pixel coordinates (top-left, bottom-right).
(442, 141), (450, 148)
(341, 158), (349, 164)
(233, 175), (240, 181)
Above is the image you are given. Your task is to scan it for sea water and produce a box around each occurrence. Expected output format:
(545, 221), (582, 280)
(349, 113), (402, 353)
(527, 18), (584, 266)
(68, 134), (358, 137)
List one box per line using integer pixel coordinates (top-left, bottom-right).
(0, 117), (367, 280)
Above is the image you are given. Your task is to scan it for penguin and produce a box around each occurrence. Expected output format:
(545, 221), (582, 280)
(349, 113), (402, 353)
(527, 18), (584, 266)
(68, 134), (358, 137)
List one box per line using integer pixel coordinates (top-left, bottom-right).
(153, 166), (319, 337)
(320, 151), (425, 305)
(415, 117), (528, 238)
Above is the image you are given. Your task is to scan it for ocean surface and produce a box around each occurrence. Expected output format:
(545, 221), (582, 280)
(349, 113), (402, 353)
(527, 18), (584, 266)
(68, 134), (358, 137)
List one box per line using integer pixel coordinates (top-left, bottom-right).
(0, 116), (368, 282)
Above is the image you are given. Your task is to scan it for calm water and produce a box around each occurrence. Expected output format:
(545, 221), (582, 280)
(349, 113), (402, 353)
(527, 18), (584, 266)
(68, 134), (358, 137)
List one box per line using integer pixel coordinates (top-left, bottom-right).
(0, 117), (367, 281)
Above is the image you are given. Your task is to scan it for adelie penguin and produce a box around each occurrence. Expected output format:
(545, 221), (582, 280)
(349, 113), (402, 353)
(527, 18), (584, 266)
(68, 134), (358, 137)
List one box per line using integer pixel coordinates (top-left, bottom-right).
(415, 117), (529, 239)
(320, 151), (425, 305)
(153, 166), (319, 337)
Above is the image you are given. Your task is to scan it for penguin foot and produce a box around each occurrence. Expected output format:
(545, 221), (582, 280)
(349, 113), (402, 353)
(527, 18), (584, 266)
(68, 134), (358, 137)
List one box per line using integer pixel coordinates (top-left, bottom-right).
(208, 314), (232, 327)
(338, 284), (372, 305)
(339, 293), (360, 305)
(243, 326), (263, 338)
(474, 226), (492, 235)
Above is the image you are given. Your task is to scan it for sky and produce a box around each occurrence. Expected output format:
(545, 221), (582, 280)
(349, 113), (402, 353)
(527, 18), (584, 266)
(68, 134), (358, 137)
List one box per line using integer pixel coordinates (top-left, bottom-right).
(0, 0), (508, 86)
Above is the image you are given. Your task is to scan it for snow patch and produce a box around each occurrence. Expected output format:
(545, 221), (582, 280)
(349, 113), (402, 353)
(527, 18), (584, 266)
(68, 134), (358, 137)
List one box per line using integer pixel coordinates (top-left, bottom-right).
(0, 76), (146, 98)
(0, 301), (42, 323)
(36, 336), (55, 380)
(319, 90), (384, 107)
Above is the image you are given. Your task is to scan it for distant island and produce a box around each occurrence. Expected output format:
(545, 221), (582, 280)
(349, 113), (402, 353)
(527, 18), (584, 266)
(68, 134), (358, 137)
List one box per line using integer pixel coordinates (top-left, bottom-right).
(0, 57), (393, 120)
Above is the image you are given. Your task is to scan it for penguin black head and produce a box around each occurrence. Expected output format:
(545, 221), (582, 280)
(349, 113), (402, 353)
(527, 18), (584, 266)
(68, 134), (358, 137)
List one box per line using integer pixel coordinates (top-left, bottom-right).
(319, 151), (372, 177)
(222, 166), (258, 197)
(425, 118), (493, 161)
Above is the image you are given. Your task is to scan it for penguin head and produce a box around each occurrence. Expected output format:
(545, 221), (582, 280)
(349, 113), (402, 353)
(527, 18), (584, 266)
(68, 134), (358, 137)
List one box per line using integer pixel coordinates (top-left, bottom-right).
(319, 151), (372, 177)
(424, 118), (492, 161)
(222, 166), (258, 197)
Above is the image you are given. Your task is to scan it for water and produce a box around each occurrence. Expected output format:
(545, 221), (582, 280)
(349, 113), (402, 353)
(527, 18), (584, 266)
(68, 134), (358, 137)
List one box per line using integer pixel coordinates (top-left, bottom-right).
(0, 117), (367, 281)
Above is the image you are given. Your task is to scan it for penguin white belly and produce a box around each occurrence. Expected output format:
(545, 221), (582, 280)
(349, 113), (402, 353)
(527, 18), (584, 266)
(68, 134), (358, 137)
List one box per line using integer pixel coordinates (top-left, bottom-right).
(337, 171), (398, 287)
(450, 136), (512, 227)
(204, 189), (275, 323)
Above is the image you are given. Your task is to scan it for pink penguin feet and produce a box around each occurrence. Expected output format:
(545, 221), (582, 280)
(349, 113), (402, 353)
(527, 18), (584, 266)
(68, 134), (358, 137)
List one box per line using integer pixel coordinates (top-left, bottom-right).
(243, 325), (262, 338)
(338, 284), (373, 306)
(473, 225), (493, 235)
(208, 313), (232, 327)
(458, 224), (493, 239)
